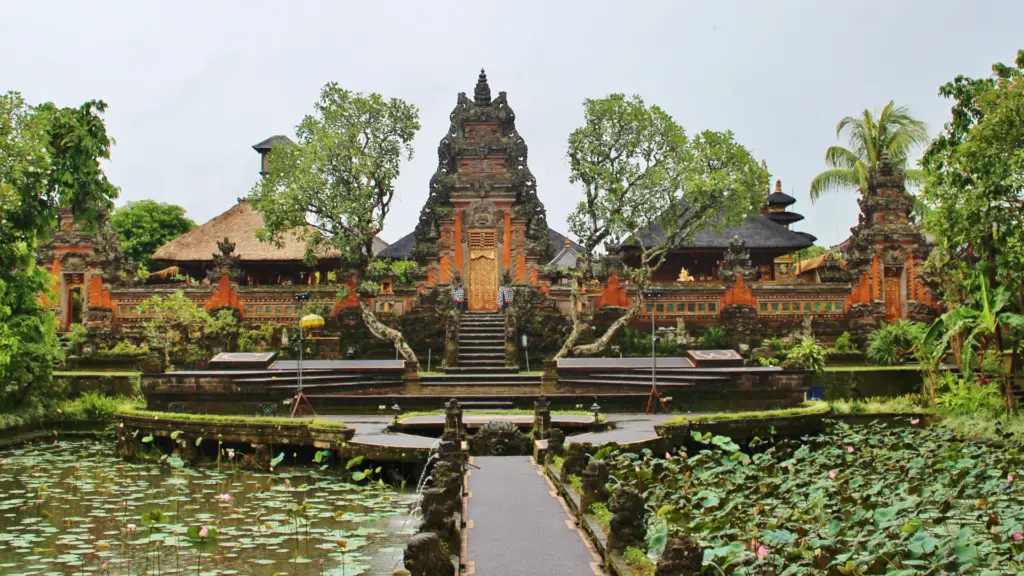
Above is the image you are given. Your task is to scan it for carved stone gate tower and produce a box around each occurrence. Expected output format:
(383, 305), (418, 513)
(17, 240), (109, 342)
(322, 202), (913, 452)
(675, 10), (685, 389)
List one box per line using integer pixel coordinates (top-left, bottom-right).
(410, 70), (553, 310)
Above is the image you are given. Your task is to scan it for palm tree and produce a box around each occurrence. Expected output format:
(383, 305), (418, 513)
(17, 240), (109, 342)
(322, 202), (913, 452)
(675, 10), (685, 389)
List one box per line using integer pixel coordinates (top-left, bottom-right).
(809, 101), (929, 201)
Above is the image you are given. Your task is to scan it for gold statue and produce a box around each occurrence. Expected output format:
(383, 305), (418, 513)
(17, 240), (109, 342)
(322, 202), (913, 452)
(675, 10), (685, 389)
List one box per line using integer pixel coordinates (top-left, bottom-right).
(677, 267), (694, 283)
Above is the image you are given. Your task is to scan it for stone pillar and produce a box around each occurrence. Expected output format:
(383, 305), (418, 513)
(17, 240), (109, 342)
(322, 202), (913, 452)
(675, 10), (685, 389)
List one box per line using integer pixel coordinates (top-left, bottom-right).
(560, 442), (587, 483)
(443, 398), (463, 443)
(533, 396), (551, 439)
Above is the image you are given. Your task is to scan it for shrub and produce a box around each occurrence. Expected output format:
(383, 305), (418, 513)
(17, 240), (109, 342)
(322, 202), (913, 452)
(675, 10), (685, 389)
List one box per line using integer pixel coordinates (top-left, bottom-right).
(695, 326), (730, 350)
(936, 373), (1005, 418)
(831, 331), (858, 354)
(97, 340), (149, 357)
(866, 321), (925, 365)
(782, 338), (827, 372)
(63, 392), (126, 421)
(66, 323), (90, 355)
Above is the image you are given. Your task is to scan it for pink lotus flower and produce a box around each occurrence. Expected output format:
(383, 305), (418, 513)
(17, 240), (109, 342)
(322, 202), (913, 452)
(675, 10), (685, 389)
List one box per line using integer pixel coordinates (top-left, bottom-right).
(1, 459), (7, 465)
(118, 422), (124, 429)
(126, 524), (137, 533)
(1009, 474), (1015, 484)
(56, 408), (62, 415)
(1014, 532), (1022, 542)
(911, 418), (920, 425)
(665, 452), (671, 459)
(828, 470), (837, 480)
(199, 526), (209, 538)
(226, 449), (235, 459)
(635, 465), (641, 472)
(216, 493), (232, 503)
(846, 446), (854, 454)
(756, 545), (768, 559)
(786, 465), (793, 472)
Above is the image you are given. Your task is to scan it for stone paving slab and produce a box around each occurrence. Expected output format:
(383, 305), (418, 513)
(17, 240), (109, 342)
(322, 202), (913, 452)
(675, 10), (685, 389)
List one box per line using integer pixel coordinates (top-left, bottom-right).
(466, 456), (602, 575)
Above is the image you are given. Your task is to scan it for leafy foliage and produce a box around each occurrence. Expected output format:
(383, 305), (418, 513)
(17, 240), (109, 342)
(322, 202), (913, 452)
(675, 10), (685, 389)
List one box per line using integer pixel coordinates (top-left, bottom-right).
(866, 321), (926, 366)
(1, 92), (118, 409)
(604, 422), (1024, 574)
(783, 338), (828, 373)
(110, 200), (195, 269)
(830, 332), (858, 354)
(695, 326), (731, 351)
(809, 101), (929, 200)
(935, 373), (1005, 418)
(556, 94), (767, 358)
(249, 83), (421, 362)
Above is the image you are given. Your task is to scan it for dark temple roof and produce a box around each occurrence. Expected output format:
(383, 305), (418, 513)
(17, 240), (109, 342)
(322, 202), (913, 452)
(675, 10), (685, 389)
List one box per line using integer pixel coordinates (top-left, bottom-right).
(766, 180), (797, 207)
(252, 135), (294, 152)
(378, 227), (582, 260)
(626, 213), (815, 251)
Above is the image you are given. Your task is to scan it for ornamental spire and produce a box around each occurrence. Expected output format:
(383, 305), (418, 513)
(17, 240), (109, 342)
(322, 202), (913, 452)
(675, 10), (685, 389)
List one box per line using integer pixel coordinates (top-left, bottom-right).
(474, 68), (491, 106)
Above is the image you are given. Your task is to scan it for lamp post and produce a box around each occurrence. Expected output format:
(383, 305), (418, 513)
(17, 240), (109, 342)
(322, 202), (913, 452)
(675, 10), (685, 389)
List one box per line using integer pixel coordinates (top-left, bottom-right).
(391, 402), (402, 426)
(521, 334), (530, 372)
(590, 401), (601, 422)
(292, 292), (323, 417)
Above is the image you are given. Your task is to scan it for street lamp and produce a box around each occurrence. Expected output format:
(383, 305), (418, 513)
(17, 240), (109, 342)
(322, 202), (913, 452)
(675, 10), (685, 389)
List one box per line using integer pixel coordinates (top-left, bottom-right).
(391, 402), (402, 425)
(291, 291), (320, 417)
(590, 401), (601, 422)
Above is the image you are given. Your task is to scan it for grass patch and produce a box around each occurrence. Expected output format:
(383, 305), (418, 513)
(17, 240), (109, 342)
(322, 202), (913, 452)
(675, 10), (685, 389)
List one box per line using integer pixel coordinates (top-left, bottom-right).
(1, 394), (143, 433)
(116, 408), (347, 429)
(567, 473), (583, 493)
(827, 395), (929, 415)
(822, 365), (921, 372)
(938, 414), (1024, 444)
(551, 455), (565, 475)
(590, 502), (612, 533)
(662, 401), (830, 427)
(54, 371), (142, 376)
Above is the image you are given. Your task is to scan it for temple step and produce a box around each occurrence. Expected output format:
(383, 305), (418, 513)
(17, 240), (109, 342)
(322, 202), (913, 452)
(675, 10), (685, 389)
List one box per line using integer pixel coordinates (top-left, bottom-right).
(460, 344), (505, 352)
(459, 353), (505, 360)
(557, 377), (697, 388)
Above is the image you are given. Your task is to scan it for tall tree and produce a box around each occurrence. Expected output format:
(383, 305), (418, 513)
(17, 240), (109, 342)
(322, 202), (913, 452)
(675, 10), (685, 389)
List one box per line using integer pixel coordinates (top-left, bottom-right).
(555, 94), (768, 359)
(249, 83), (421, 362)
(809, 101), (929, 201)
(0, 93), (118, 408)
(111, 199), (195, 269)
(921, 49), (1024, 412)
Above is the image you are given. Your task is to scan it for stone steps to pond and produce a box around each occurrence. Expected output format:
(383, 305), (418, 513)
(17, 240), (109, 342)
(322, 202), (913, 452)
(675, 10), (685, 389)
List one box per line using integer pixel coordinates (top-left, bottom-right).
(465, 456), (603, 575)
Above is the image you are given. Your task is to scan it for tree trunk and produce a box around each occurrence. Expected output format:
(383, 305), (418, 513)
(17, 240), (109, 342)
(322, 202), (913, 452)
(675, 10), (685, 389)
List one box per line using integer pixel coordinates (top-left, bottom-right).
(358, 299), (418, 365)
(553, 276), (584, 361)
(571, 300), (642, 357)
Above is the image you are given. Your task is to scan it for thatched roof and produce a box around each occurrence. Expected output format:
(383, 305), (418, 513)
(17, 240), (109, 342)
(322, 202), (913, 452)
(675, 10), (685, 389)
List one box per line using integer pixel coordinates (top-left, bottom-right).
(152, 201), (387, 263)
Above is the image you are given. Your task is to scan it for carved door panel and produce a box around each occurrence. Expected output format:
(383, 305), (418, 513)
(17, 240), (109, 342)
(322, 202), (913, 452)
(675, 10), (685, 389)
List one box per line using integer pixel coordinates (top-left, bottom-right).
(883, 267), (902, 321)
(468, 229), (498, 311)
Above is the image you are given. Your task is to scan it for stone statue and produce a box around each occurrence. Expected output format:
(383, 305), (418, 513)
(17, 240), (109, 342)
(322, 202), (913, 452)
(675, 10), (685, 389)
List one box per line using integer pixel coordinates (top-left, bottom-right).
(402, 532), (455, 576)
(654, 536), (704, 575)
(560, 442), (587, 483)
(608, 486), (647, 550)
(580, 460), (610, 512)
(469, 420), (530, 456)
(546, 428), (566, 460)
(443, 399), (463, 442)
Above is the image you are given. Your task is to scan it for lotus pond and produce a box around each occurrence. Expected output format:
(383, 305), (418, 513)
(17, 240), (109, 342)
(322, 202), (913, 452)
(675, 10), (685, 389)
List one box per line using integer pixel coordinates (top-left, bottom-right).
(0, 440), (418, 575)
(604, 420), (1024, 574)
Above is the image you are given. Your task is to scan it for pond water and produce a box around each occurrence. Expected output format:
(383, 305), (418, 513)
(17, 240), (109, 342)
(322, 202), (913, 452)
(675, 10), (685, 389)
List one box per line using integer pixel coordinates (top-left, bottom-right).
(0, 440), (419, 575)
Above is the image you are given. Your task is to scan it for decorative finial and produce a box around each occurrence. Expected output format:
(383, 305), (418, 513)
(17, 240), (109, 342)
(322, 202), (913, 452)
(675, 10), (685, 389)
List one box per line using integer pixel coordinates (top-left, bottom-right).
(564, 236), (571, 249)
(775, 180), (782, 193)
(474, 68), (491, 106)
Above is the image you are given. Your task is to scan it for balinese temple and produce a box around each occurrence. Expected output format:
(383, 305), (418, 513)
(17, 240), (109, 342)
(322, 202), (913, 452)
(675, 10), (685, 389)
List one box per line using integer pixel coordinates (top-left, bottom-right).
(377, 69), (581, 310)
(40, 70), (937, 340)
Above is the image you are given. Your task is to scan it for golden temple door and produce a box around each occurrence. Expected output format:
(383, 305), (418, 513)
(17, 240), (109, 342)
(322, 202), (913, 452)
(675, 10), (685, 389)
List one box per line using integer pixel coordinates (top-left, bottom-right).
(468, 229), (498, 311)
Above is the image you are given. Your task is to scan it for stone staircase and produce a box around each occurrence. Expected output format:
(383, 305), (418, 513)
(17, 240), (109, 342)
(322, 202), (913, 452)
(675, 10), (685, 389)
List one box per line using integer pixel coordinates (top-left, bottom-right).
(420, 312), (540, 388)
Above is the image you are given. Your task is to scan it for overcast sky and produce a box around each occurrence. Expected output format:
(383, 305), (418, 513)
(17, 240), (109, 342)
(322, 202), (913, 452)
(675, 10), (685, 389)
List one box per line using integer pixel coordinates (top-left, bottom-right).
(3, 1), (1021, 247)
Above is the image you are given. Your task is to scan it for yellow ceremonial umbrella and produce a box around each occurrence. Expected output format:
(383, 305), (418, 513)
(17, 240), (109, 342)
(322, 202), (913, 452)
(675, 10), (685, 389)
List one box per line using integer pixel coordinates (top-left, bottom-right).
(300, 313), (325, 330)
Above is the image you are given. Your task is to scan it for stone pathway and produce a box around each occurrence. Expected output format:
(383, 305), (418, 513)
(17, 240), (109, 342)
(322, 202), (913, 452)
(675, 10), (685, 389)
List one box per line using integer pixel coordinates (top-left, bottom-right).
(568, 413), (677, 446)
(465, 456), (602, 575)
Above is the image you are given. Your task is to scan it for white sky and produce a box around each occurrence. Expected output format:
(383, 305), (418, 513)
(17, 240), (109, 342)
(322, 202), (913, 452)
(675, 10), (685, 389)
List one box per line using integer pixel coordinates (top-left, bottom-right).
(2, 1), (1021, 247)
